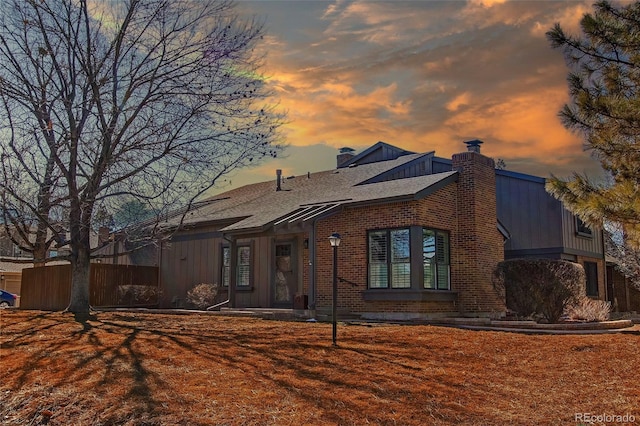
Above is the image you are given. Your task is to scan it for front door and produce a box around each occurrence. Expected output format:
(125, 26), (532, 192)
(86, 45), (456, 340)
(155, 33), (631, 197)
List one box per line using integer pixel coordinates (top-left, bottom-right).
(273, 242), (297, 307)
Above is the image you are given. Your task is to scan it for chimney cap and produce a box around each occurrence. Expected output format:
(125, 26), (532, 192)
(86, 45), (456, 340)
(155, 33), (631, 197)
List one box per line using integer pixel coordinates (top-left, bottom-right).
(464, 139), (483, 153)
(339, 147), (355, 153)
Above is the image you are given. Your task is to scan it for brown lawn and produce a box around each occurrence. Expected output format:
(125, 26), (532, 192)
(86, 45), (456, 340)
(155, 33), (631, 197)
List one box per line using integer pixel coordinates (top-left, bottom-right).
(0, 310), (638, 426)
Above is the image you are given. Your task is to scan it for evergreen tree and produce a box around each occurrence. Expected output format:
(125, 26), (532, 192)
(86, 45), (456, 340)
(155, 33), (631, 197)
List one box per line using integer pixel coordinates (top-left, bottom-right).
(546, 0), (640, 232)
(547, 0), (640, 290)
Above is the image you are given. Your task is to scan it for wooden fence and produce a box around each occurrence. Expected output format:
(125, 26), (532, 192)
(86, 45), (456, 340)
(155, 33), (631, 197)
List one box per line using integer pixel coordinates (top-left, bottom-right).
(20, 264), (158, 311)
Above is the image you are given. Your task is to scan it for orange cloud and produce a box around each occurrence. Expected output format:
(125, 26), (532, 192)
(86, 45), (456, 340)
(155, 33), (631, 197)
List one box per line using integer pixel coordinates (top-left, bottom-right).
(469, 0), (508, 7)
(231, 0), (606, 194)
(446, 93), (472, 112)
(441, 87), (582, 163)
(530, 3), (591, 37)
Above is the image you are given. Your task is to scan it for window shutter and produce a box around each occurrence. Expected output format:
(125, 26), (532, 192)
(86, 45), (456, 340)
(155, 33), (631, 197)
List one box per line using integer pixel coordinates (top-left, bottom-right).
(436, 233), (448, 263)
(369, 232), (388, 263)
(435, 232), (450, 290)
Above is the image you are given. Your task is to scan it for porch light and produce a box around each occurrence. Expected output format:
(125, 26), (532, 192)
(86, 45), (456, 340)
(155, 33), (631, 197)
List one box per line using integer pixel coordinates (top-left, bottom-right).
(329, 233), (341, 346)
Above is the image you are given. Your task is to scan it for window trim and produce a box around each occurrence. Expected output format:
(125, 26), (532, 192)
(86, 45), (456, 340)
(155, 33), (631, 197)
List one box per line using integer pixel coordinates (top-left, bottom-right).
(221, 243), (254, 290)
(362, 289), (457, 302)
(422, 228), (451, 290)
(575, 217), (593, 238)
(367, 227), (412, 289)
(366, 226), (451, 292)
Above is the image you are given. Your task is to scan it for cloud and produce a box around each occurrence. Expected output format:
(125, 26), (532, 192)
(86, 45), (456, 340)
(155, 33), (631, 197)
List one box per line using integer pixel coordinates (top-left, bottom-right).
(446, 93), (472, 112)
(530, 2), (592, 37)
(468, 0), (508, 8)
(233, 0), (605, 194)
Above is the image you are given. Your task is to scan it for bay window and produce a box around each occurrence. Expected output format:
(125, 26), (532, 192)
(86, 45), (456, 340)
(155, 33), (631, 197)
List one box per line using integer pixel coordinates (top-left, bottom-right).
(368, 226), (450, 290)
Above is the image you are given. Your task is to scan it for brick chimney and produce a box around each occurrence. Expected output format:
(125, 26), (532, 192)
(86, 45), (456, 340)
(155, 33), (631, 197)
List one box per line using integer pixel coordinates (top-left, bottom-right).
(276, 169), (282, 191)
(451, 140), (505, 316)
(337, 147), (356, 168)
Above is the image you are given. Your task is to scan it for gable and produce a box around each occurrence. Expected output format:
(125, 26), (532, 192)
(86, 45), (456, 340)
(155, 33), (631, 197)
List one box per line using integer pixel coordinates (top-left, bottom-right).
(338, 141), (415, 168)
(357, 152), (436, 185)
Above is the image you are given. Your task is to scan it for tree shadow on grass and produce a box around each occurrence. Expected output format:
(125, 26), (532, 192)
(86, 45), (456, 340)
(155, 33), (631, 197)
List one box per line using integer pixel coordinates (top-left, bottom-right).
(7, 312), (634, 425)
(0, 312), (188, 425)
(113, 319), (477, 425)
(73, 311), (97, 333)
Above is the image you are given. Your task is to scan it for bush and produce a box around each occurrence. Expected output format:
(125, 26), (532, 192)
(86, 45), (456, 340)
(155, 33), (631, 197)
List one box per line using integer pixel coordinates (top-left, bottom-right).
(117, 285), (161, 306)
(565, 298), (611, 322)
(493, 259), (585, 323)
(186, 283), (219, 310)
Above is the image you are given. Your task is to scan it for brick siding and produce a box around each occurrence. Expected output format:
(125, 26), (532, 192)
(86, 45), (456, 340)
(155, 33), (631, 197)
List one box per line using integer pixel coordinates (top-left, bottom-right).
(314, 150), (506, 317)
(451, 152), (505, 314)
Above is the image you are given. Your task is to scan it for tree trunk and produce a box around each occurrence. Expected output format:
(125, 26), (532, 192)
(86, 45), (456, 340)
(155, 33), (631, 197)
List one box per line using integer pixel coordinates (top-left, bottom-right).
(32, 245), (47, 268)
(66, 247), (91, 313)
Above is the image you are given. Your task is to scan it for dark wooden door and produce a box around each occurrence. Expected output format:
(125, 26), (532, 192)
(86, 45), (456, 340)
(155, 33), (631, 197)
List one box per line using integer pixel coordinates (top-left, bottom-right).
(273, 242), (296, 307)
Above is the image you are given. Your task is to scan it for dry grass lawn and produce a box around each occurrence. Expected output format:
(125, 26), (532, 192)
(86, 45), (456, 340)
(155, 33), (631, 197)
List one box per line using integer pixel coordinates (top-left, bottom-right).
(0, 310), (638, 425)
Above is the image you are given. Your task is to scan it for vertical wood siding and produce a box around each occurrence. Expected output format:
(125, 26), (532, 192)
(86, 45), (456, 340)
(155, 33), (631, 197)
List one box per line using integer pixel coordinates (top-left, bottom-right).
(159, 229), (308, 309)
(496, 173), (563, 251)
(561, 208), (603, 256)
(160, 229), (221, 308)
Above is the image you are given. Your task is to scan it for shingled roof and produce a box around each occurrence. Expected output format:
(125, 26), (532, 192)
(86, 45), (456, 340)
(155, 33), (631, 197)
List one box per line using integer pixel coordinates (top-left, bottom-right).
(167, 152), (458, 234)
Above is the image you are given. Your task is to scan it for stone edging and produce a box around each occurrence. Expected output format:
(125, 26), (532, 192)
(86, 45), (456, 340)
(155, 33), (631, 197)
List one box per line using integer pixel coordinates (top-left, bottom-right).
(487, 319), (634, 331)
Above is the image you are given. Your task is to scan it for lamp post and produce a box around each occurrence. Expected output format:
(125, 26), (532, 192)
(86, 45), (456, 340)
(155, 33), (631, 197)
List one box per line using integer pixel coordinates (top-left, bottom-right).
(329, 233), (341, 346)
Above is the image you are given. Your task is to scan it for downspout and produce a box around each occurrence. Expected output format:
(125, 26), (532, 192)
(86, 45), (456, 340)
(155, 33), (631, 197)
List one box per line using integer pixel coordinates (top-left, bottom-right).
(224, 234), (237, 309)
(204, 234), (236, 311)
(207, 298), (230, 310)
(158, 239), (163, 308)
(206, 234), (230, 311)
(600, 227), (608, 302)
(308, 220), (317, 318)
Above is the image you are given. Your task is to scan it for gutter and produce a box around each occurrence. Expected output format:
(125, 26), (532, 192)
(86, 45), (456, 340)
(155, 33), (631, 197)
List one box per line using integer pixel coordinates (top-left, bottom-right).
(222, 234), (236, 309)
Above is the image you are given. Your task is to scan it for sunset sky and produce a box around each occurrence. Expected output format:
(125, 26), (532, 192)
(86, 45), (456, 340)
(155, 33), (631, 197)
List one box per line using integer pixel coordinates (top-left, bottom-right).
(221, 0), (605, 191)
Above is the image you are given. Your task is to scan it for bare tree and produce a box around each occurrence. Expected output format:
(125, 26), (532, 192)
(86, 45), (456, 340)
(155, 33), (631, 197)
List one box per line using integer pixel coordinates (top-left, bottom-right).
(0, 0), (284, 313)
(605, 222), (640, 291)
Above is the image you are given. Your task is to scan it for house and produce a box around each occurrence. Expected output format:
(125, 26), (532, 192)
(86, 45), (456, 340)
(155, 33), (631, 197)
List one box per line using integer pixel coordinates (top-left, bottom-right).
(606, 260), (640, 312)
(152, 140), (606, 320)
(0, 225), (100, 305)
(495, 169), (606, 298)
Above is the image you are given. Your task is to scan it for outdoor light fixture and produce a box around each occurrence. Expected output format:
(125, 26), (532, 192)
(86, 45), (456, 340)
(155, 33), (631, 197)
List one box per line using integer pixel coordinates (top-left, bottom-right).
(329, 233), (341, 346)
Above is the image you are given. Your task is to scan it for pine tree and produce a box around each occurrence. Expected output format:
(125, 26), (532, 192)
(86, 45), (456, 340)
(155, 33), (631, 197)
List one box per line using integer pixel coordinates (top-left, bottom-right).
(547, 0), (640, 228)
(547, 0), (640, 290)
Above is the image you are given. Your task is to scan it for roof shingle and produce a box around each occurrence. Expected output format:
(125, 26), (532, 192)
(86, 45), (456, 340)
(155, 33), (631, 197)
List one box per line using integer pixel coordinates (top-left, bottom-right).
(169, 153), (458, 233)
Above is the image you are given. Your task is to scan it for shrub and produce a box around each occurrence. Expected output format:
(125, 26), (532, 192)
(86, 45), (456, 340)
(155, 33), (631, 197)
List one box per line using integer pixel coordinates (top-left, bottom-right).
(117, 285), (161, 306)
(565, 298), (611, 322)
(493, 259), (586, 323)
(186, 283), (219, 310)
